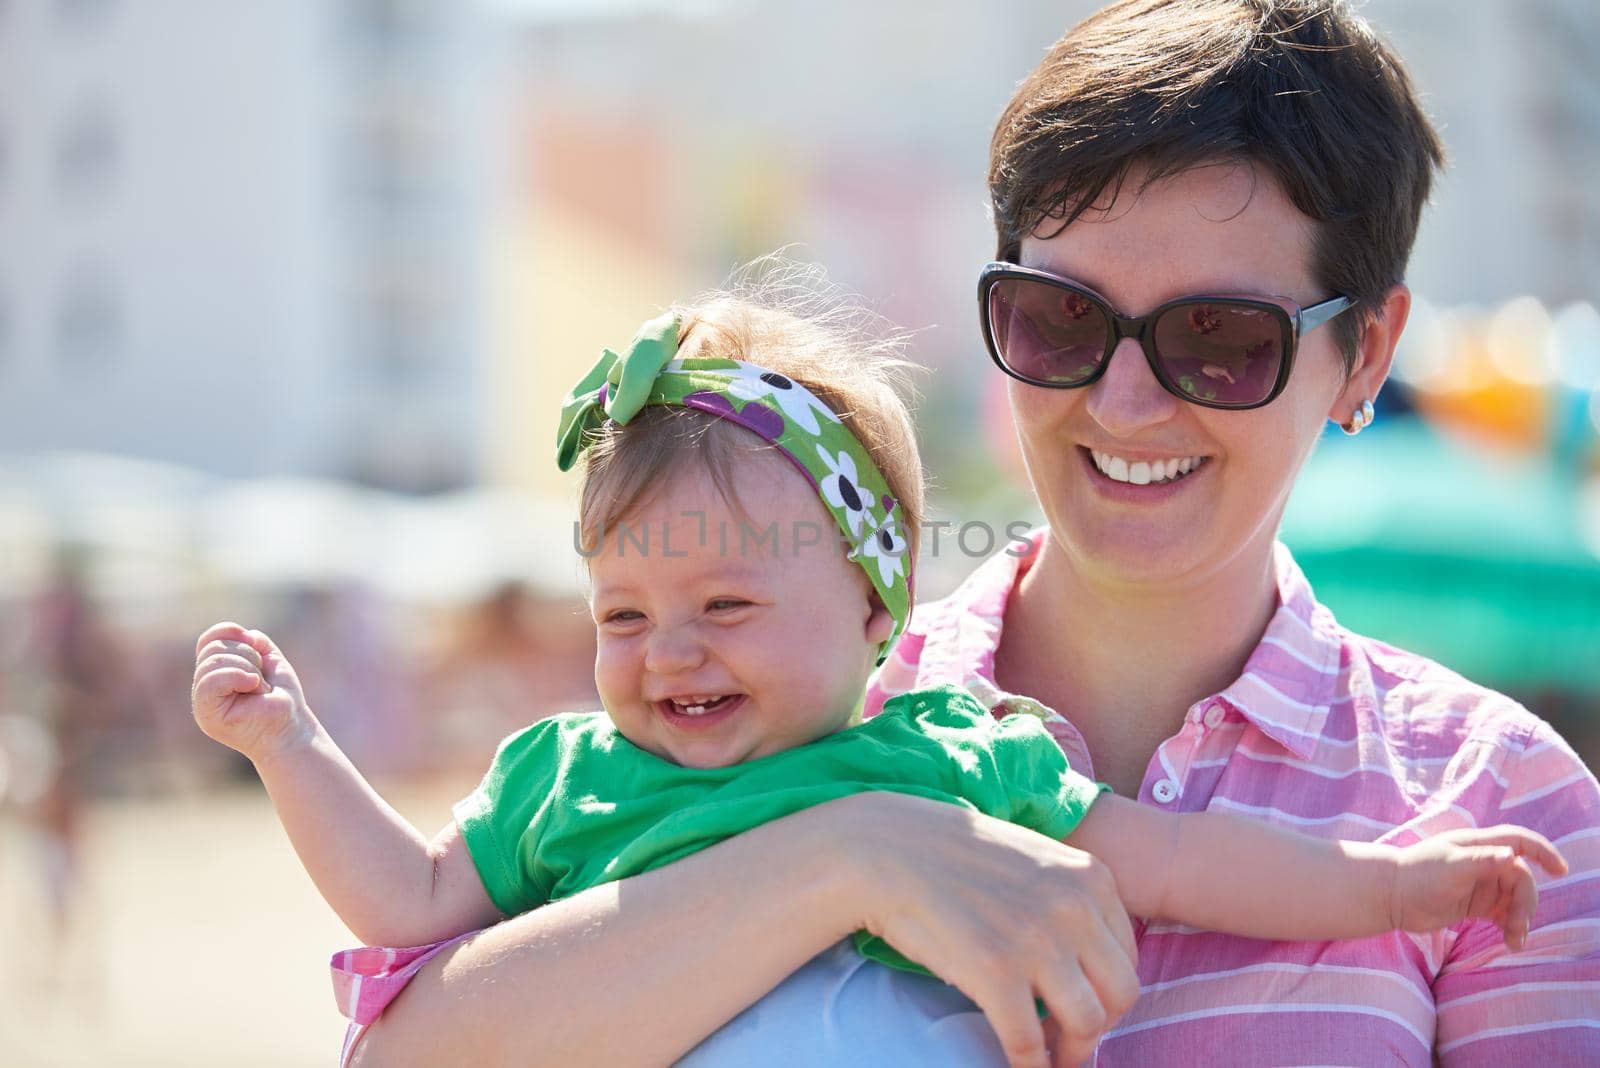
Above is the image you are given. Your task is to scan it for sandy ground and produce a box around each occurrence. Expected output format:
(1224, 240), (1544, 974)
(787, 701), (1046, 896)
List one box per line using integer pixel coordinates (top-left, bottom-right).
(0, 777), (476, 1068)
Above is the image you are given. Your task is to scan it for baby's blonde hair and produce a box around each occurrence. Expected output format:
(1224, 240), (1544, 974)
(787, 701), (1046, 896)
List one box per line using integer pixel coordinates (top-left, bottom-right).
(577, 255), (925, 562)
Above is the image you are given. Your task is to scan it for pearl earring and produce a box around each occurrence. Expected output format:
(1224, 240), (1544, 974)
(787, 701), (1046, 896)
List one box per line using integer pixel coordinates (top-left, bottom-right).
(1341, 398), (1375, 436)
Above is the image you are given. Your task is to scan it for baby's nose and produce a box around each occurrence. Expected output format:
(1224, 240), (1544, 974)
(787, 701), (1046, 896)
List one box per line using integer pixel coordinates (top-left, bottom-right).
(643, 621), (707, 674)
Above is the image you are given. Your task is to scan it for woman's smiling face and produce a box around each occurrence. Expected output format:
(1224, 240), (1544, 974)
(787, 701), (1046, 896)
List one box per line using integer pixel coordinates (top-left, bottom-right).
(1008, 163), (1383, 592)
(588, 452), (893, 770)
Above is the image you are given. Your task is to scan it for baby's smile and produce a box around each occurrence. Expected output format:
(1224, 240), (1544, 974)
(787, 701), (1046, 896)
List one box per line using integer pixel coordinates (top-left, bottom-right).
(655, 694), (748, 732)
(662, 694), (741, 716)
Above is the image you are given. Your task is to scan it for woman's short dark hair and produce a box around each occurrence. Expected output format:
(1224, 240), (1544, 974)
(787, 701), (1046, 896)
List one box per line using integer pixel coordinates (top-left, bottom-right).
(988, 0), (1444, 372)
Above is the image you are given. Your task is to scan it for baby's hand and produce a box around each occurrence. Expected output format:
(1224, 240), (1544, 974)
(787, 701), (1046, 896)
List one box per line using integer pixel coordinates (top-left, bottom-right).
(191, 622), (317, 764)
(1391, 825), (1568, 949)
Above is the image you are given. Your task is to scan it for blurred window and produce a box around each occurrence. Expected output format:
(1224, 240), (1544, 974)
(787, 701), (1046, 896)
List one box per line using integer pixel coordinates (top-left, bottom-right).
(55, 103), (118, 199)
(55, 0), (114, 28)
(0, 290), (10, 366)
(54, 271), (120, 366)
(344, 0), (431, 49)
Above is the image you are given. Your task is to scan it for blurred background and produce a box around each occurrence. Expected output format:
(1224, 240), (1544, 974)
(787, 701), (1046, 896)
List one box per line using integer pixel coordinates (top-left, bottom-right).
(0, 0), (1597, 1063)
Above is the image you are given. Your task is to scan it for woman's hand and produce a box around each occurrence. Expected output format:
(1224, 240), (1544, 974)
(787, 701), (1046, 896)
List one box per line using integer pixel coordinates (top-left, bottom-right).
(836, 791), (1141, 1068)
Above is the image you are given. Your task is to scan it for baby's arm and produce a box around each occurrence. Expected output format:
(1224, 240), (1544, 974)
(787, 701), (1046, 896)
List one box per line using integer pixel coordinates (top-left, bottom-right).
(1066, 794), (1567, 946)
(191, 622), (503, 946)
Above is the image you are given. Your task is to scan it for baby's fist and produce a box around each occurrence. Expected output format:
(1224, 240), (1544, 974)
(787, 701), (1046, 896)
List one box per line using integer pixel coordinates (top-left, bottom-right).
(191, 622), (316, 763)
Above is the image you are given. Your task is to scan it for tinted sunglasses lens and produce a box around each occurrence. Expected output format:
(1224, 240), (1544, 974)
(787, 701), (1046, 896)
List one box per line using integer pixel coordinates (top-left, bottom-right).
(987, 278), (1108, 386)
(1152, 302), (1285, 406)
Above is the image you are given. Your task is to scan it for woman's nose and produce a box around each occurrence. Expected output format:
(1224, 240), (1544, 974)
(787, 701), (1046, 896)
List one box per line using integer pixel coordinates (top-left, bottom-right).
(1083, 337), (1182, 438)
(643, 621), (706, 675)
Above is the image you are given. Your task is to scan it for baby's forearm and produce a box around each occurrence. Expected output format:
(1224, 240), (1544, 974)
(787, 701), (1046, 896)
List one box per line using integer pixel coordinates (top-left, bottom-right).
(1071, 796), (1397, 940)
(1157, 811), (1398, 939)
(253, 724), (449, 946)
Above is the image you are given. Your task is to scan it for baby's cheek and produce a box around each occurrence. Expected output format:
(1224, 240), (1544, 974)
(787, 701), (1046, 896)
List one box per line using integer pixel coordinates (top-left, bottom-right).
(591, 640), (636, 703)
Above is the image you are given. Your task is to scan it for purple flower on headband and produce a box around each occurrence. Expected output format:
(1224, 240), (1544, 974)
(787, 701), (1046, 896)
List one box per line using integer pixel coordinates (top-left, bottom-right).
(683, 391), (786, 442)
(724, 364), (842, 436)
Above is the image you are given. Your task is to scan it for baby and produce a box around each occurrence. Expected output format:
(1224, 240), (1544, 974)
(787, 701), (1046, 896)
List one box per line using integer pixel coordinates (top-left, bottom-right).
(192, 281), (1565, 1066)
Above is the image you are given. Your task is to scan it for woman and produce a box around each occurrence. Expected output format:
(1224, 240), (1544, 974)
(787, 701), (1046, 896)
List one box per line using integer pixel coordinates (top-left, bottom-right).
(347, 2), (1600, 1065)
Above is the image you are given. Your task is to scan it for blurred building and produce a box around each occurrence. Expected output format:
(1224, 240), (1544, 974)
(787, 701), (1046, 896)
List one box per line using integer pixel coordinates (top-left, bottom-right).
(0, 0), (504, 492)
(2, 0), (1593, 498)
(499, 0), (1104, 499)
(1374, 0), (1600, 308)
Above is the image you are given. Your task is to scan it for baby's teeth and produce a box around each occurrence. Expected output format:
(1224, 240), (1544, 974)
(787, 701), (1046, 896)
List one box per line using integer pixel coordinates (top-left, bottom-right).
(1107, 456), (1129, 481)
(1128, 461), (1152, 486)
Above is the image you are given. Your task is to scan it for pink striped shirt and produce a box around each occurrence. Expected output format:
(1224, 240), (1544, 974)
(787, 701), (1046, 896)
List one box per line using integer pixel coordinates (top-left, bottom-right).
(865, 530), (1600, 1065)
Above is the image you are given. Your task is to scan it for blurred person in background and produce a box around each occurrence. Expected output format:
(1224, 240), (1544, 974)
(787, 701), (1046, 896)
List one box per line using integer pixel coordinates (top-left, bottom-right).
(2, 546), (115, 1004)
(324, 3), (1600, 1067)
(26, 549), (98, 943)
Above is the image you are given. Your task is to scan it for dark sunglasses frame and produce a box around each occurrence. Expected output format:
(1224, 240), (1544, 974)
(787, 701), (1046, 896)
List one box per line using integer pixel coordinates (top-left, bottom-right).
(978, 261), (1354, 411)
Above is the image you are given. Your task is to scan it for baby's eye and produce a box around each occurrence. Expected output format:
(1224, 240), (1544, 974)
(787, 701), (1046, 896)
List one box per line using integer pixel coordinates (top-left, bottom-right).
(602, 609), (644, 624)
(706, 598), (749, 612)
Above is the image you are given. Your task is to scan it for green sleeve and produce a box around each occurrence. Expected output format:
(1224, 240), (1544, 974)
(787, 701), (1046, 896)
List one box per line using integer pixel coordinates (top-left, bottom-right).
(452, 717), (571, 918)
(851, 686), (1106, 992)
(989, 710), (1109, 839)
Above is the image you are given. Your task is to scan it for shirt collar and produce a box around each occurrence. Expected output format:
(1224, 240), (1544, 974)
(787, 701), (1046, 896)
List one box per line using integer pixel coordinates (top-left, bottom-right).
(916, 530), (1346, 760)
(912, 531), (1036, 691)
(1215, 542), (1344, 760)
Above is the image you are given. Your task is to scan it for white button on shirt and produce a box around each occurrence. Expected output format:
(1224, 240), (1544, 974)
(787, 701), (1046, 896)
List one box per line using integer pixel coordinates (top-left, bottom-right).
(1152, 778), (1179, 804)
(1203, 703), (1227, 729)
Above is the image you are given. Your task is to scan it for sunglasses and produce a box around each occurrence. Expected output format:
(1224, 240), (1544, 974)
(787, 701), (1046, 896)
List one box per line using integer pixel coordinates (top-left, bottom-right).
(979, 262), (1354, 410)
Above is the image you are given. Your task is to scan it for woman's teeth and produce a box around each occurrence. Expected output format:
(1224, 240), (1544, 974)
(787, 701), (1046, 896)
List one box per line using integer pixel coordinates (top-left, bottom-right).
(1090, 450), (1206, 486)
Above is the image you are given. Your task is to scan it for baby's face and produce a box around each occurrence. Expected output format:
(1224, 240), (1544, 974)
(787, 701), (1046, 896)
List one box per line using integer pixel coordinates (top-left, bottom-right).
(588, 454), (893, 769)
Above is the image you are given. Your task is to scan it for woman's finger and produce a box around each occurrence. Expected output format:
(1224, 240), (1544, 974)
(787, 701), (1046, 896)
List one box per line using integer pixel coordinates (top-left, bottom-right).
(1035, 960), (1107, 1067)
(1075, 917), (1141, 1024)
(1094, 884), (1138, 967)
(965, 980), (1052, 1068)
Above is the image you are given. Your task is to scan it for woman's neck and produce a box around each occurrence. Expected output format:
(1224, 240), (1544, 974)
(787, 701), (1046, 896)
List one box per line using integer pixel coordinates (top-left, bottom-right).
(995, 536), (1278, 788)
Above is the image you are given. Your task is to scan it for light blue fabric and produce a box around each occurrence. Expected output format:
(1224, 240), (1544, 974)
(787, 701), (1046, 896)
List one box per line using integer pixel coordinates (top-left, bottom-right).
(676, 939), (1007, 1067)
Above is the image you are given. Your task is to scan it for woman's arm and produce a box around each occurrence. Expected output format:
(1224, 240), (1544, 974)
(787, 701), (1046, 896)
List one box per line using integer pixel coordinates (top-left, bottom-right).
(352, 791), (1142, 1068)
(1068, 794), (1566, 942)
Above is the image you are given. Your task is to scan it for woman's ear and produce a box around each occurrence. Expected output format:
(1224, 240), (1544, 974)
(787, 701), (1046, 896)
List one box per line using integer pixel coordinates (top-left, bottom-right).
(1331, 283), (1411, 423)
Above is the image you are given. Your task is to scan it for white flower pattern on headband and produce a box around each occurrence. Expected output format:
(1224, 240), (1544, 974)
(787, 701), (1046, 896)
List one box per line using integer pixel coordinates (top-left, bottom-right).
(817, 446), (874, 536)
(725, 363), (842, 436)
(856, 509), (908, 588)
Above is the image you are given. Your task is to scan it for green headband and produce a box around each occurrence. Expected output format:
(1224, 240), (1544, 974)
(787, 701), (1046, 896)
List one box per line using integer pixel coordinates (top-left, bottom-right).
(556, 311), (912, 663)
